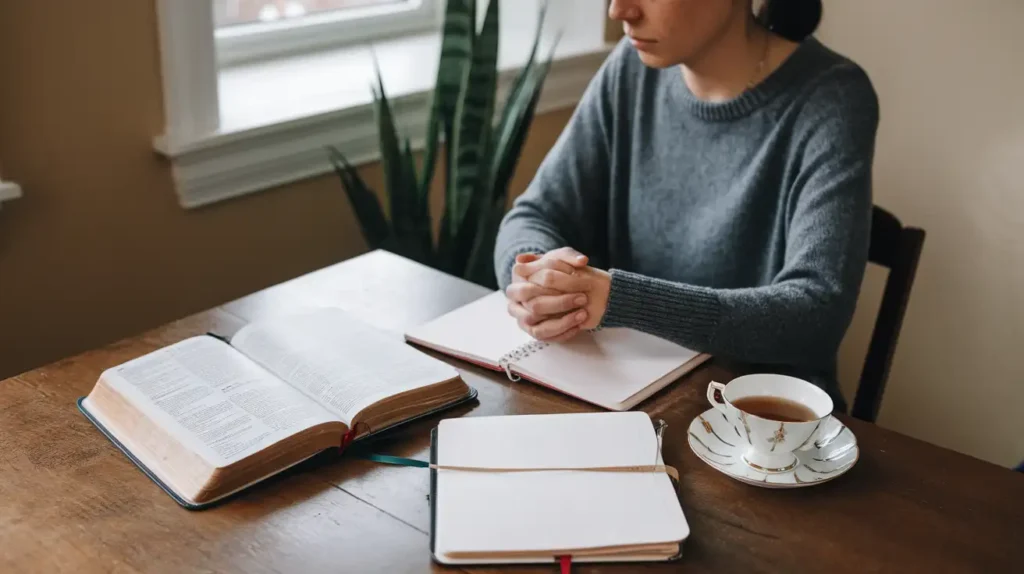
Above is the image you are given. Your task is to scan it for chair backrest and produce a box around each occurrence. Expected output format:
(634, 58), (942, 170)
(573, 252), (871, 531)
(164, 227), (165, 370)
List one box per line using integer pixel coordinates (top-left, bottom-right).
(851, 206), (926, 423)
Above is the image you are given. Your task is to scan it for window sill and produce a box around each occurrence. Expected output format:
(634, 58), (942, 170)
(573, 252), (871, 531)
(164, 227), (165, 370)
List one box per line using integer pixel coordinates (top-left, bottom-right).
(0, 181), (22, 209)
(154, 2), (614, 209)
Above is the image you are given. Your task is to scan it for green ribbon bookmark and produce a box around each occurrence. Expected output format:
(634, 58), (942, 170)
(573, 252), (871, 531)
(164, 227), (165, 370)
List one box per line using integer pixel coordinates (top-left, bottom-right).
(360, 453), (430, 468)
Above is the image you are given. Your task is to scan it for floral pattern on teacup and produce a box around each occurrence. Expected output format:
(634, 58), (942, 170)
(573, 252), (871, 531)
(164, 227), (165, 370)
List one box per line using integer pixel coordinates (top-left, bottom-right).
(767, 423), (786, 452)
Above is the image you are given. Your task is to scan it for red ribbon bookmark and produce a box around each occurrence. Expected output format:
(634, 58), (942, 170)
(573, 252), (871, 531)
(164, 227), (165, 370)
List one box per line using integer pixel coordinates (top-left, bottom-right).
(339, 422), (372, 453)
(559, 555), (572, 574)
(339, 428), (358, 452)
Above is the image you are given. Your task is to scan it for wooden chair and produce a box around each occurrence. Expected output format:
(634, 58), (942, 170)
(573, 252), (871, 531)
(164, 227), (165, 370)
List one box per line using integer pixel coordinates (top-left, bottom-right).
(850, 206), (926, 423)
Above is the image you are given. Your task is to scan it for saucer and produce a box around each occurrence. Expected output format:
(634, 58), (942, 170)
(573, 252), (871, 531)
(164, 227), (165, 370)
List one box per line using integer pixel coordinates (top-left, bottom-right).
(687, 407), (859, 489)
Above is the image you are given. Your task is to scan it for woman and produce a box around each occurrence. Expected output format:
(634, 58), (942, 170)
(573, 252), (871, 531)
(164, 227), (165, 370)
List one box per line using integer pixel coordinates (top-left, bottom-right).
(494, 0), (879, 408)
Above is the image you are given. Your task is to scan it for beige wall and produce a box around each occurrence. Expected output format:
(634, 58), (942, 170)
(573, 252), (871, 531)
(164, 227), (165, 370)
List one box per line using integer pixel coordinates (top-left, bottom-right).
(0, 0), (572, 379)
(822, 0), (1024, 466)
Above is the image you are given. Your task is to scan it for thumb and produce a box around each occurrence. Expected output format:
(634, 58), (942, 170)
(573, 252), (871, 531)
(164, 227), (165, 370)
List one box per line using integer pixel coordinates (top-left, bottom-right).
(515, 252), (541, 264)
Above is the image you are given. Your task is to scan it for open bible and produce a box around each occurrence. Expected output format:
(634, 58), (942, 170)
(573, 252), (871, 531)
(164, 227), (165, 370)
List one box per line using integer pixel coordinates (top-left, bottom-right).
(79, 308), (475, 509)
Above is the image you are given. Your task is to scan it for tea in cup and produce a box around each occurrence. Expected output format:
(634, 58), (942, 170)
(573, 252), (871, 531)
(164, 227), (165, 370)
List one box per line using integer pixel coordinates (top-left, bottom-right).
(707, 374), (834, 473)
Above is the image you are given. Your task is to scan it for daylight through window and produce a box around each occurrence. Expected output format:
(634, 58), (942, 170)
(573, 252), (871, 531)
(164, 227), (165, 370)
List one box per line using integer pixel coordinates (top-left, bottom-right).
(214, 0), (407, 28)
(212, 0), (438, 65)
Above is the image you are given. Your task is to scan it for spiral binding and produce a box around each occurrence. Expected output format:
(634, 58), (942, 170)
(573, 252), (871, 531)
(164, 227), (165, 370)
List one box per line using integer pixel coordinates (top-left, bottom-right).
(496, 339), (550, 381)
(497, 327), (604, 381)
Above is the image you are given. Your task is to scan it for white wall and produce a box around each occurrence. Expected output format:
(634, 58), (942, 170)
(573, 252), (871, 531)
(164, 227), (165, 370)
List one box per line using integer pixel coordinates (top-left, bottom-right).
(820, 0), (1023, 466)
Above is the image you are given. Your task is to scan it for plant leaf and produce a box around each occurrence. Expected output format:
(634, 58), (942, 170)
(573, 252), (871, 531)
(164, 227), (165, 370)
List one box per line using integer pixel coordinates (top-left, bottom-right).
(448, 188), (483, 278)
(404, 137), (435, 264)
(437, 121), (456, 273)
(489, 31), (561, 206)
(448, 0), (500, 240)
(436, 210), (453, 273)
(463, 194), (507, 288)
(371, 69), (416, 245)
(493, 0), (548, 152)
(327, 146), (391, 248)
(420, 0), (476, 199)
(401, 137), (422, 217)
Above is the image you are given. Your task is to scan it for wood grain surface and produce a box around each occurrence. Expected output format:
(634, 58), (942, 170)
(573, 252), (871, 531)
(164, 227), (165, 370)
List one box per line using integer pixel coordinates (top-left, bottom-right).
(1, 250), (1020, 573)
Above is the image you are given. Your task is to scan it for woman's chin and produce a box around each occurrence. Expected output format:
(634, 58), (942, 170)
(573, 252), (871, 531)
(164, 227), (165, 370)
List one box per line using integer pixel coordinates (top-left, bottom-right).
(634, 50), (676, 69)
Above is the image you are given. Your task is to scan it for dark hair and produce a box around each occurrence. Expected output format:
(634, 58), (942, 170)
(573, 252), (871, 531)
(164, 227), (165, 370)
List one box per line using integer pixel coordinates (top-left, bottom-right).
(757, 0), (823, 42)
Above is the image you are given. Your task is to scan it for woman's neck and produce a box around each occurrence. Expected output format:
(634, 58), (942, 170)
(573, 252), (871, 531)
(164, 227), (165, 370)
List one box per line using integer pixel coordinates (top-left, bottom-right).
(681, 17), (793, 102)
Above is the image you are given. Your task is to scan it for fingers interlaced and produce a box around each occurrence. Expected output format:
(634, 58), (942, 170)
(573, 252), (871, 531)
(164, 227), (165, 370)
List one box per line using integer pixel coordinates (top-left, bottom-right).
(507, 301), (542, 327)
(505, 247), (592, 343)
(523, 293), (587, 316)
(513, 258), (576, 279)
(548, 247), (589, 267)
(505, 281), (560, 303)
(506, 294), (589, 341)
(546, 326), (581, 343)
(530, 268), (592, 293)
(529, 309), (588, 340)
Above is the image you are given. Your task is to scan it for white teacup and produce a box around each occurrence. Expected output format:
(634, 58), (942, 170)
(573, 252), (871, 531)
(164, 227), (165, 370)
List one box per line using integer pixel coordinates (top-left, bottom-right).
(707, 374), (835, 473)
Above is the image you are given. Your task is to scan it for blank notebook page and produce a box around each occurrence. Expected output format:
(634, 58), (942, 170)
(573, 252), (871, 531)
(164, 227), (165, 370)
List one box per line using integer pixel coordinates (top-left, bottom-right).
(404, 291), (532, 366)
(515, 327), (702, 409)
(434, 412), (689, 562)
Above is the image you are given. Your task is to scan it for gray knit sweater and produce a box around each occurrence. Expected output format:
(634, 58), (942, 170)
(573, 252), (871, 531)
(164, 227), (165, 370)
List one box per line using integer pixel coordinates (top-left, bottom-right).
(493, 37), (880, 406)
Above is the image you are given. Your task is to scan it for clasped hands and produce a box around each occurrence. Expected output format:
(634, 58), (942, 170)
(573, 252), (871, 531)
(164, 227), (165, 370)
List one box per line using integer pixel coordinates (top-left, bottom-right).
(505, 247), (611, 342)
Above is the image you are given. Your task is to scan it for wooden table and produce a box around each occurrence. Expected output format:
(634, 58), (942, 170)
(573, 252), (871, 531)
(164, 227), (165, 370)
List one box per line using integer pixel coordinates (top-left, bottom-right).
(1, 250), (1020, 573)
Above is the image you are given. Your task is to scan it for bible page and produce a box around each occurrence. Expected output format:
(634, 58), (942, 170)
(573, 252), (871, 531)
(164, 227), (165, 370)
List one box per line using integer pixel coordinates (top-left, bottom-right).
(230, 307), (461, 424)
(100, 336), (339, 468)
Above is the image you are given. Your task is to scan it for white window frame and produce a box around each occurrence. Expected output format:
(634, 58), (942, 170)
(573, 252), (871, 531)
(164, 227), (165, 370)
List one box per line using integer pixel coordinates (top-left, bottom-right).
(215, 0), (442, 67)
(0, 179), (21, 210)
(154, 0), (614, 209)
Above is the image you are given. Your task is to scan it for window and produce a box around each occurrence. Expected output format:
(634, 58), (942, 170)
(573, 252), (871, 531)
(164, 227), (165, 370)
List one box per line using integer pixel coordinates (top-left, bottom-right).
(154, 0), (612, 208)
(0, 178), (21, 210)
(214, 0), (410, 26)
(214, 0), (440, 65)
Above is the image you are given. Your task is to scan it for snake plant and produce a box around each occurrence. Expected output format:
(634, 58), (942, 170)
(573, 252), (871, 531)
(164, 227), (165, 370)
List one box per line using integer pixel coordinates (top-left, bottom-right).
(329, 0), (556, 288)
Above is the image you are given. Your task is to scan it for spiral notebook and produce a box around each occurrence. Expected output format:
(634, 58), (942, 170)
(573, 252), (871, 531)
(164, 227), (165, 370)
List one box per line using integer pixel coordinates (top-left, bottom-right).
(404, 292), (710, 411)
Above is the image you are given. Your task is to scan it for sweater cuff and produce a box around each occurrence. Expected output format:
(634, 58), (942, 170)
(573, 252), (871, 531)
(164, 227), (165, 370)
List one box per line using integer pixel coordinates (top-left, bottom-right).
(495, 244), (547, 290)
(601, 269), (721, 347)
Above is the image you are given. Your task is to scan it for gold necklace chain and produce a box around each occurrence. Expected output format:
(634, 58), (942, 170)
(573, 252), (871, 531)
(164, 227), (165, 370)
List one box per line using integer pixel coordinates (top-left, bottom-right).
(747, 30), (770, 89)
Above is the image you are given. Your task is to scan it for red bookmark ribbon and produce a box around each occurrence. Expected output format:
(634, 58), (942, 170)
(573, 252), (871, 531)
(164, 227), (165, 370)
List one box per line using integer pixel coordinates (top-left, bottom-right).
(339, 428), (358, 452)
(559, 555), (572, 574)
(339, 422), (372, 453)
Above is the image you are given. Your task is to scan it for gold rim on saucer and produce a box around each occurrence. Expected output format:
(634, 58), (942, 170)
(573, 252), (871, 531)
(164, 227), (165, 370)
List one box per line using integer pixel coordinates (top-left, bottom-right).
(741, 455), (799, 474)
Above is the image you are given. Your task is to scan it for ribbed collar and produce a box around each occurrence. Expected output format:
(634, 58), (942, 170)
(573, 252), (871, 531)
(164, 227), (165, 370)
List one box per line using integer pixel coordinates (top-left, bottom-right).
(671, 36), (828, 122)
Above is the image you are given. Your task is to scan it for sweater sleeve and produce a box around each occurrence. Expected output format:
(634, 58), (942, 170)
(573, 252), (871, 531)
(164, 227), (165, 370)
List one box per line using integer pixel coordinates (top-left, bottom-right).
(492, 41), (625, 289)
(602, 68), (880, 369)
